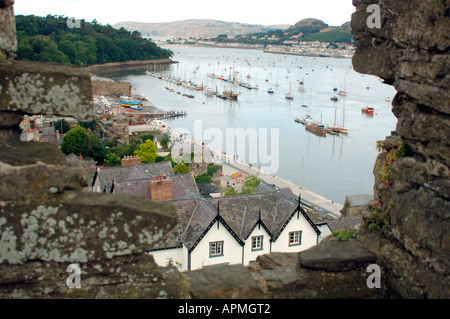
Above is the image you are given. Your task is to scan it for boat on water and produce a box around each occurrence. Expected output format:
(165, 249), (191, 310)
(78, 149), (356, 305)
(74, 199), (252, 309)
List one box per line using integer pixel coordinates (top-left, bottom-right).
(268, 88), (274, 94)
(385, 97), (392, 102)
(297, 114), (314, 125)
(330, 96), (339, 101)
(285, 83), (293, 100)
(298, 87), (307, 92)
(306, 123), (327, 135)
(362, 106), (375, 114)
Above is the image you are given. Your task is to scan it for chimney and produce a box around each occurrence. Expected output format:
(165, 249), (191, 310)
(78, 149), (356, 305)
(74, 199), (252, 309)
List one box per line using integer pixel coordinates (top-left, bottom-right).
(150, 175), (173, 200)
(121, 155), (141, 166)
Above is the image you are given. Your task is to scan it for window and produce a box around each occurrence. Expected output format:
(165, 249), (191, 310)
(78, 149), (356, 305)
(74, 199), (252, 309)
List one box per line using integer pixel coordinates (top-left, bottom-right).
(209, 241), (223, 257)
(251, 236), (263, 251)
(289, 231), (302, 246)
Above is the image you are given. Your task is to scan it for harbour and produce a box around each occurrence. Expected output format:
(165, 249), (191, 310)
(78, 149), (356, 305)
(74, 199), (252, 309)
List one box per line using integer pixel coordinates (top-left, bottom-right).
(100, 45), (398, 205)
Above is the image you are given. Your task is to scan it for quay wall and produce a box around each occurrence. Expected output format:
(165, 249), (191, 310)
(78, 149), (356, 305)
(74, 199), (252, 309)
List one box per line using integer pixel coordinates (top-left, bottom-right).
(86, 59), (177, 74)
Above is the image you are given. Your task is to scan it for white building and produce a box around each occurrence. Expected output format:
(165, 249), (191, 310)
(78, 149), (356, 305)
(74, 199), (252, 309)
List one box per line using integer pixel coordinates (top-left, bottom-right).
(148, 188), (322, 271)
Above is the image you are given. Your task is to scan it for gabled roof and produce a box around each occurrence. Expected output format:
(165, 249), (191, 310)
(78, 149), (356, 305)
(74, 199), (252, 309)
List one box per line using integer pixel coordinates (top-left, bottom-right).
(148, 191), (321, 253)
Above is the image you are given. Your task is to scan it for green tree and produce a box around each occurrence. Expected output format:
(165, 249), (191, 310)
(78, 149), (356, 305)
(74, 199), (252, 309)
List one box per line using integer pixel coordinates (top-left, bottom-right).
(195, 173), (212, 183)
(240, 175), (261, 194)
(104, 152), (121, 167)
(84, 132), (107, 164)
(173, 162), (190, 174)
(133, 139), (158, 163)
(53, 119), (71, 134)
(60, 126), (88, 155)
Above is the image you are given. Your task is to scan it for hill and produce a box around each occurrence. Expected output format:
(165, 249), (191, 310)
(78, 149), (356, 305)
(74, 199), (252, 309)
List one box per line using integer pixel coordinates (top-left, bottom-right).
(206, 18), (354, 45)
(113, 19), (291, 38)
(15, 15), (173, 67)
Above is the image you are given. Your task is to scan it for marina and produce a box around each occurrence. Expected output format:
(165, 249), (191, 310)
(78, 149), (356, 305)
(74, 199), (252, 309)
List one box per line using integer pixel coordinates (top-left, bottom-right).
(102, 45), (398, 205)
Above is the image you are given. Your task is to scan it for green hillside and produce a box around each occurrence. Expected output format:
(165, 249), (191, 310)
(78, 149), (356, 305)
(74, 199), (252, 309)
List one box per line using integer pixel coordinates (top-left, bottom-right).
(15, 15), (173, 66)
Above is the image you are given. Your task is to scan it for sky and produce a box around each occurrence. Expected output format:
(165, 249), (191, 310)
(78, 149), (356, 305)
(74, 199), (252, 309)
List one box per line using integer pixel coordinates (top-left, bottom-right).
(14, 0), (355, 27)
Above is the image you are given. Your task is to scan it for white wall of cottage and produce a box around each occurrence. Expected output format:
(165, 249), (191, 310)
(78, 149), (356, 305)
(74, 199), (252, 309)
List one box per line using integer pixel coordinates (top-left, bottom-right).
(242, 224), (271, 265)
(189, 219), (242, 271)
(271, 212), (318, 253)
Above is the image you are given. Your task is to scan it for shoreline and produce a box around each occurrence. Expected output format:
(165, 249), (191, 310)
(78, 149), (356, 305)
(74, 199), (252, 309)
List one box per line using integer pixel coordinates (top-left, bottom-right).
(85, 58), (178, 75)
(160, 43), (353, 59)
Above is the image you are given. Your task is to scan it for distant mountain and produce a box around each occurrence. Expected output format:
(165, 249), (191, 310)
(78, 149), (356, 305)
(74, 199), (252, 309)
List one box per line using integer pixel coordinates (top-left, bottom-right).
(113, 19), (290, 38)
(220, 18), (354, 44)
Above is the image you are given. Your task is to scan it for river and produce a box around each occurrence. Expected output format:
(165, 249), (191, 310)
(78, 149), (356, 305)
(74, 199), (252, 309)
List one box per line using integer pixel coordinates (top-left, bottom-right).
(101, 45), (398, 205)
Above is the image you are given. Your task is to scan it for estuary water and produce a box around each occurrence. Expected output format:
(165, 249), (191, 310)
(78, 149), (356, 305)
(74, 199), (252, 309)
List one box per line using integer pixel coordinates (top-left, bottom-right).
(103, 45), (398, 205)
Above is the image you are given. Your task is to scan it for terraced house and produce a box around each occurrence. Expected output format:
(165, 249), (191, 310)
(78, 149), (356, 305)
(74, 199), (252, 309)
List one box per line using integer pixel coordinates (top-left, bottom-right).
(148, 188), (321, 271)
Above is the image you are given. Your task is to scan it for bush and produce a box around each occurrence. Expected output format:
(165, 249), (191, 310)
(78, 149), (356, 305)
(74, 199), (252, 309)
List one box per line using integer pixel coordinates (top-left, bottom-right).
(195, 173), (212, 184)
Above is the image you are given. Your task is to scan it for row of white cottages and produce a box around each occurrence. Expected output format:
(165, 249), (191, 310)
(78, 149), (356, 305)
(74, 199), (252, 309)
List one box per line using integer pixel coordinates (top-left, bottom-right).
(90, 162), (358, 272)
(148, 189), (333, 271)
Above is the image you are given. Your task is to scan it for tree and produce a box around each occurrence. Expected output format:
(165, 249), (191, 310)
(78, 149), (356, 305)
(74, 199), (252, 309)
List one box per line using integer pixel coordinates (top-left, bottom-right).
(60, 126), (88, 155)
(104, 152), (121, 167)
(53, 119), (71, 134)
(195, 173), (212, 184)
(133, 139), (158, 163)
(240, 175), (261, 194)
(173, 162), (190, 174)
(84, 132), (107, 164)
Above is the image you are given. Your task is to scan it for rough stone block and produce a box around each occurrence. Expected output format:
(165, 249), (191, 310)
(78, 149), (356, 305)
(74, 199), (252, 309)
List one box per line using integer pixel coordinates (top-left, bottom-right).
(0, 60), (94, 121)
(0, 192), (177, 264)
(186, 264), (265, 299)
(299, 238), (377, 272)
(0, 0), (16, 61)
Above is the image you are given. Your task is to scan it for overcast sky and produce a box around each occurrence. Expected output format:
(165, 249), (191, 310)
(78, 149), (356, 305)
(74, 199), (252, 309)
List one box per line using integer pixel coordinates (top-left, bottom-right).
(14, 0), (355, 27)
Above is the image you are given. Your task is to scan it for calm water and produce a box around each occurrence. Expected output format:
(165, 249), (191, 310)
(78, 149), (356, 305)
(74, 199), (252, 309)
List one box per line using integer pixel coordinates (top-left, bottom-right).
(104, 46), (398, 204)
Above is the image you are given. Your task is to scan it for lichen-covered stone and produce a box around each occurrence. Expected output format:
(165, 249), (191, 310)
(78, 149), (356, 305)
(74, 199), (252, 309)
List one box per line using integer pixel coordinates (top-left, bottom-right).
(0, 192), (177, 264)
(0, 60), (94, 120)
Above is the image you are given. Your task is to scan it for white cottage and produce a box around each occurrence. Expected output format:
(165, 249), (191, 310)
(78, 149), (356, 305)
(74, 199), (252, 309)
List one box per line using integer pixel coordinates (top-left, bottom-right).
(148, 189), (321, 271)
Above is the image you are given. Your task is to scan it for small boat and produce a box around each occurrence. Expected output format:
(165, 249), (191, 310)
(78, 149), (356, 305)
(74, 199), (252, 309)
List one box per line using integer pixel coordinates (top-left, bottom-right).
(298, 114), (314, 125)
(362, 106), (375, 114)
(330, 96), (339, 101)
(333, 87), (338, 91)
(298, 87), (307, 93)
(301, 104), (309, 108)
(306, 123), (327, 135)
(120, 100), (142, 108)
(285, 83), (293, 100)
(385, 97), (391, 102)
(268, 88), (274, 94)
(326, 128), (339, 135)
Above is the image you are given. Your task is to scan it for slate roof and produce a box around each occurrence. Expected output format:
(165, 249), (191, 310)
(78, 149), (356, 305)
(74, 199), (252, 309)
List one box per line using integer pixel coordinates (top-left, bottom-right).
(94, 162), (174, 192)
(197, 182), (222, 196)
(172, 174), (199, 199)
(148, 191), (319, 253)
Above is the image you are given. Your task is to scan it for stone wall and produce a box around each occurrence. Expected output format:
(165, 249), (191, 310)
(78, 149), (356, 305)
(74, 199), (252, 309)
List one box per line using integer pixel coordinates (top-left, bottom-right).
(0, 0), (448, 299)
(351, 0), (449, 298)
